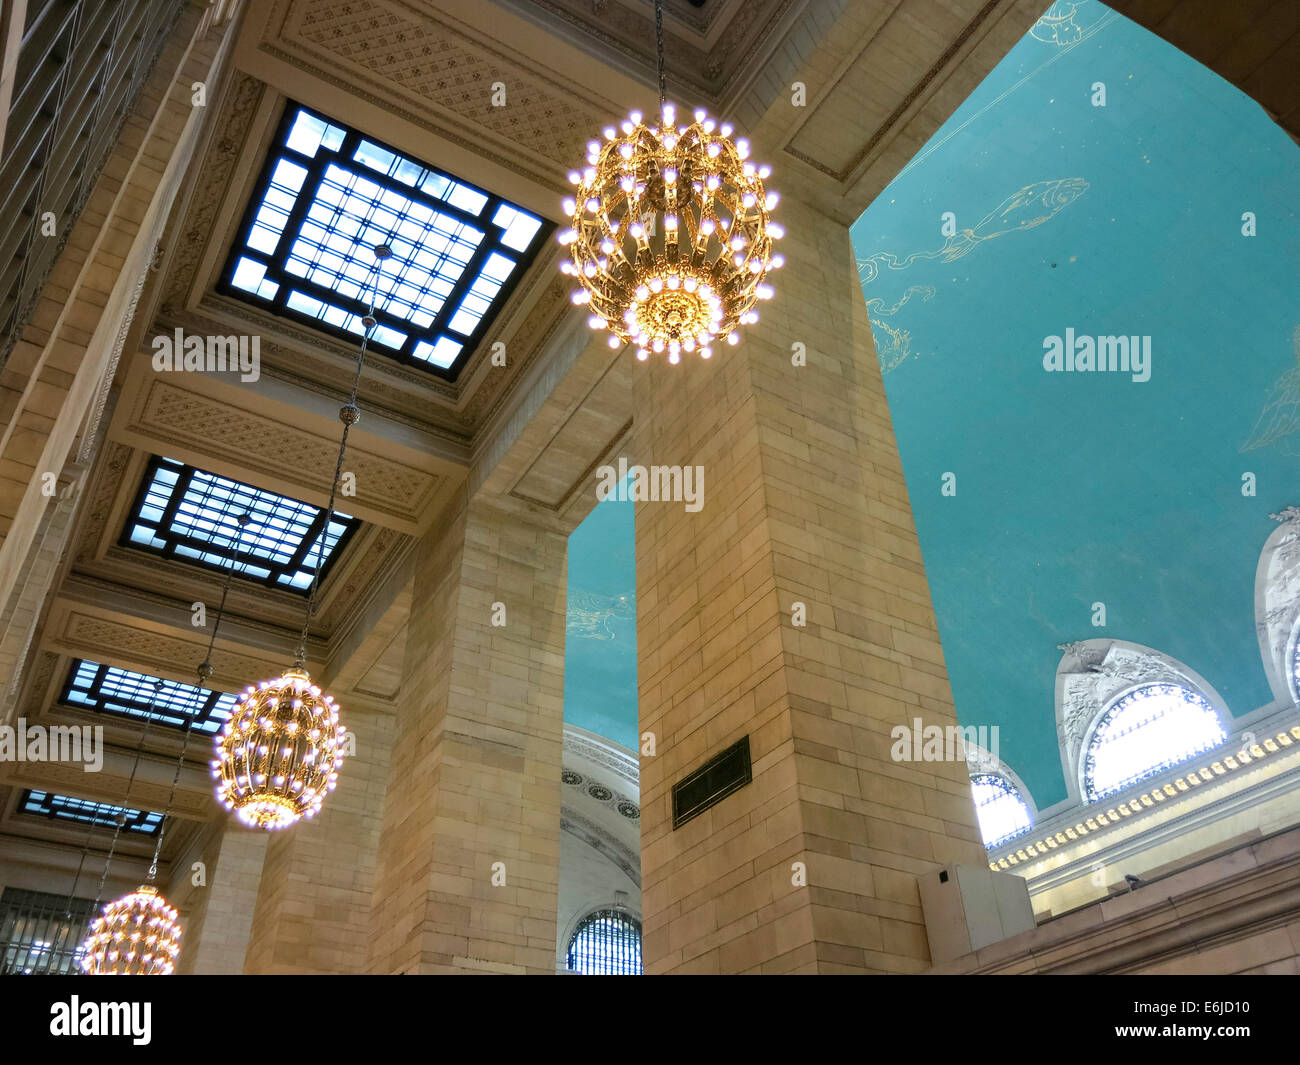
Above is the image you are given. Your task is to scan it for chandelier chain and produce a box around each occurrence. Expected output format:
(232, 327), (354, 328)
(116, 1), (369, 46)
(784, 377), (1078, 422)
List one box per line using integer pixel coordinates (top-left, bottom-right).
(148, 513), (252, 881)
(90, 678), (163, 911)
(294, 251), (387, 667)
(654, 0), (666, 108)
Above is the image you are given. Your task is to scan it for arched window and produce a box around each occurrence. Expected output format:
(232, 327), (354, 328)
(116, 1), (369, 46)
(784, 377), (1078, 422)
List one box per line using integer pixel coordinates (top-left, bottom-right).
(566, 909), (642, 975)
(970, 774), (1033, 848)
(1083, 683), (1227, 801)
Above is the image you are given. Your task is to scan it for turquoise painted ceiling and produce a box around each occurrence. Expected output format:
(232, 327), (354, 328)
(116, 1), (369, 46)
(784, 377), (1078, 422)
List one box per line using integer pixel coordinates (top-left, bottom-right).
(564, 494), (638, 750)
(849, 1), (1300, 807)
(561, 2), (1300, 803)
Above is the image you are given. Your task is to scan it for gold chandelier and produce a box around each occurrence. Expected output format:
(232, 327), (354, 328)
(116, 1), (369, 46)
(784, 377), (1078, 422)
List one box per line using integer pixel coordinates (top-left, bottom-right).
(81, 885), (181, 976)
(213, 666), (344, 829)
(78, 677), (189, 975)
(558, 1), (782, 363)
(211, 247), (393, 830)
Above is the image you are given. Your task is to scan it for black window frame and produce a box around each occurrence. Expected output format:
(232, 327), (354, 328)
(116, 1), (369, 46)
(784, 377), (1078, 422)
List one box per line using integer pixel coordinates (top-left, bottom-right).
(118, 454), (360, 594)
(216, 101), (553, 381)
(19, 790), (163, 837)
(59, 658), (237, 736)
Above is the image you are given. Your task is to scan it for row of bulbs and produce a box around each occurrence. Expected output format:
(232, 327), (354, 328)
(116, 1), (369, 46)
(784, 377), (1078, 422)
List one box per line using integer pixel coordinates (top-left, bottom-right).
(557, 102), (782, 363)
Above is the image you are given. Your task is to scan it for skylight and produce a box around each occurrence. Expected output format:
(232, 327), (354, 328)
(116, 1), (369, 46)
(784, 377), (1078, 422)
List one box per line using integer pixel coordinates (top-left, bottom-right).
(221, 104), (549, 377)
(1084, 684), (1227, 801)
(19, 790), (164, 836)
(61, 659), (237, 735)
(121, 455), (359, 593)
(969, 774), (1032, 849)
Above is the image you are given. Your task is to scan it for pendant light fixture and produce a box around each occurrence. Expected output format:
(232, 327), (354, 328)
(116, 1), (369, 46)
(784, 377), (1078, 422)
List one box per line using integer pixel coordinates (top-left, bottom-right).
(74, 680), (172, 974)
(82, 514), (251, 975)
(212, 245), (391, 829)
(558, 0), (783, 363)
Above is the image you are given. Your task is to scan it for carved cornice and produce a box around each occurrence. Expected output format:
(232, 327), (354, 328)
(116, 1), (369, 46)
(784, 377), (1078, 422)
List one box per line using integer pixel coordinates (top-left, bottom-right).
(561, 767), (639, 823)
(562, 723), (639, 789)
(123, 377), (442, 528)
(492, 0), (801, 104)
(56, 610), (284, 694)
(163, 70), (266, 308)
(75, 442), (133, 567)
(69, 435), (408, 640)
(272, 0), (618, 172)
(560, 807), (640, 887)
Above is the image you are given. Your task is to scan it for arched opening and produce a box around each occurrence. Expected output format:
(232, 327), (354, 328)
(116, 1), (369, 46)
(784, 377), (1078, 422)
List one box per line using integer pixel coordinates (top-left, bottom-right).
(565, 909), (642, 975)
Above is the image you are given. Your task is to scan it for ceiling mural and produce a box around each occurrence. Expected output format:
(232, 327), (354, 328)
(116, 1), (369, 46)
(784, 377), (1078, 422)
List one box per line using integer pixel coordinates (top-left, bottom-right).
(849, 1), (1300, 807)
(564, 493), (637, 750)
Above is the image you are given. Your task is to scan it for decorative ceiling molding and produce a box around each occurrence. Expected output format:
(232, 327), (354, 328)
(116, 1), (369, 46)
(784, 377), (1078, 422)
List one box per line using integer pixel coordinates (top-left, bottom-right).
(74, 441), (135, 568)
(560, 807), (640, 887)
(561, 767), (639, 823)
(1257, 511), (1300, 705)
(563, 723), (638, 789)
(258, 0), (621, 183)
(53, 610), (285, 696)
(68, 439), (409, 640)
(119, 376), (442, 533)
(162, 70), (267, 309)
(493, 0), (803, 106)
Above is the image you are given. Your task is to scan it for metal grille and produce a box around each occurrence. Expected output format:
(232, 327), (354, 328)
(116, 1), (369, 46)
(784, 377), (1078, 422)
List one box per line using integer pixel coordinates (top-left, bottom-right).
(0, 0), (182, 369)
(120, 455), (360, 592)
(0, 887), (95, 975)
(219, 103), (550, 378)
(19, 788), (164, 835)
(566, 910), (642, 975)
(62, 658), (237, 735)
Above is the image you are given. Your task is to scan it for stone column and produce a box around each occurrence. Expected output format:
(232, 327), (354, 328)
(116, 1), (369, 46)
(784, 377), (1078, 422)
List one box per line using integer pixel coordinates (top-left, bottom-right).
(173, 823), (268, 975)
(367, 490), (568, 974)
(633, 198), (985, 974)
(242, 703), (394, 974)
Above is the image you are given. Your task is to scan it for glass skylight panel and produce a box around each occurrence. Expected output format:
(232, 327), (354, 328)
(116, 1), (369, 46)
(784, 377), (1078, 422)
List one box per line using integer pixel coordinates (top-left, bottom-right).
(970, 774), (1032, 849)
(1084, 684), (1227, 800)
(493, 203), (543, 252)
(121, 456), (359, 593)
(223, 102), (550, 377)
(62, 659), (236, 735)
(20, 791), (164, 836)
